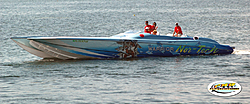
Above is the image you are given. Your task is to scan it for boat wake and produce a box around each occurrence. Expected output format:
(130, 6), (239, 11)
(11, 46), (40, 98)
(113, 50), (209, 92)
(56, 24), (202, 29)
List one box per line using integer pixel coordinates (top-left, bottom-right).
(233, 50), (250, 54)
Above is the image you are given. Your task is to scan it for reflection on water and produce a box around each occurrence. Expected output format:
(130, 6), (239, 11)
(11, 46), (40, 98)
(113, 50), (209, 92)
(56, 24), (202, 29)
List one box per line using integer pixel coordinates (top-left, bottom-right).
(173, 57), (185, 68)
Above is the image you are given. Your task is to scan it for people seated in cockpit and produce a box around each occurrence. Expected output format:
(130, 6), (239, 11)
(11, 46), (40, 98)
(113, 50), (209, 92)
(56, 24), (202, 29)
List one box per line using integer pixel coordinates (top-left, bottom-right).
(144, 21), (153, 33)
(173, 22), (183, 37)
(152, 22), (158, 31)
(152, 30), (157, 35)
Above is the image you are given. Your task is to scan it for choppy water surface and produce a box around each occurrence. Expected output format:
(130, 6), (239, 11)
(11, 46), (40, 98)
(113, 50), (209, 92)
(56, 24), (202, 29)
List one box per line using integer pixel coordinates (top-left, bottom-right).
(1, 0), (250, 103)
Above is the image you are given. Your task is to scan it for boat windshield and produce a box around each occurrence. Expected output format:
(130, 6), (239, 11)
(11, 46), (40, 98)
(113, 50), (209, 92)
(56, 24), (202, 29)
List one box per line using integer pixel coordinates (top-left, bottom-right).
(111, 30), (141, 37)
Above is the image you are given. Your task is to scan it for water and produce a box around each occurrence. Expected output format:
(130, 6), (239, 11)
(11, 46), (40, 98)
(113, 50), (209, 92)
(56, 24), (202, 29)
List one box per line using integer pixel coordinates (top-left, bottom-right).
(1, 0), (250, 103)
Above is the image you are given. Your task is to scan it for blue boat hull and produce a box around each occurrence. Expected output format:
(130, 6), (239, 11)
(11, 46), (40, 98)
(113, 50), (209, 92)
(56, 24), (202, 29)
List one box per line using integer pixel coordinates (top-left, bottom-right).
(11, 31), (234, 59)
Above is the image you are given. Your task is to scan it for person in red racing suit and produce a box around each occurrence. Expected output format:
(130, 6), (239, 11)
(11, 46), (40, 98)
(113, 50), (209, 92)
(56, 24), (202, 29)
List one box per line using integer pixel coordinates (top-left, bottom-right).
(173, 22), (183, 37)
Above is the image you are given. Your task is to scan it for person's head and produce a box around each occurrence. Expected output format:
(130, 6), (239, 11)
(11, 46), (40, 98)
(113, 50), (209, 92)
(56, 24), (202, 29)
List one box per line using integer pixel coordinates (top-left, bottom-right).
(175, 22), (178, 26)
(145, 21), (149, 25)
(153, 22), (157, 26)
(153, 30), (157, 35)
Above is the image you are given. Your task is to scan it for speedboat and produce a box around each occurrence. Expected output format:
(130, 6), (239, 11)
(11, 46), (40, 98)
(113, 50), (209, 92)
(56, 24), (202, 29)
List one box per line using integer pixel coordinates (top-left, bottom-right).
(11, 30), (234, 60)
